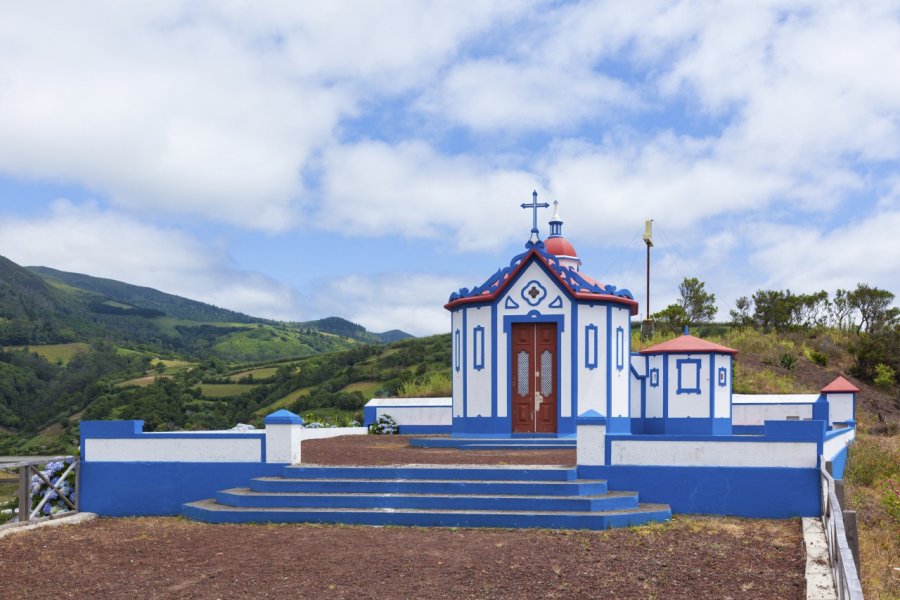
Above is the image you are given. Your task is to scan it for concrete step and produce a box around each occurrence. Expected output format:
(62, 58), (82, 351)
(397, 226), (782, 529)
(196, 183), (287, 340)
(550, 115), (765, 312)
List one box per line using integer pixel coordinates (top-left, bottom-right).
(183, 499), (672, 530)
(215, 488), (640, 512)
(248, 477), (608, 496)
(281, 465), (577, 481)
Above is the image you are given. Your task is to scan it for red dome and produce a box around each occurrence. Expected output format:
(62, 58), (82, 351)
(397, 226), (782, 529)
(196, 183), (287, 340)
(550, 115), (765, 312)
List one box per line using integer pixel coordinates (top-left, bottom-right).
(544, 236), (578, 258)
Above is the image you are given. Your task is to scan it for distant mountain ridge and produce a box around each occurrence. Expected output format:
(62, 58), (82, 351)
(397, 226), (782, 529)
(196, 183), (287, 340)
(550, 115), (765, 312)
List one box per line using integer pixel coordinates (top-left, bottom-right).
(296, 316), (413, 344)
(0, 255), (412, 356)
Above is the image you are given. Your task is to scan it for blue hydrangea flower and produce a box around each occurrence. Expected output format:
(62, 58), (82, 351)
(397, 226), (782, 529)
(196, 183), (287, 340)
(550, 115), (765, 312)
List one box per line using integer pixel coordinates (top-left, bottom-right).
(42, 503), (51, 515)
(64, 456), (74, 464)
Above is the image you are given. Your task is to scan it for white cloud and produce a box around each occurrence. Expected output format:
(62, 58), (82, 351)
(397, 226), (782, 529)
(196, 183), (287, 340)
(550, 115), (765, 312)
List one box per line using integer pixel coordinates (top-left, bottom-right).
(0, 2), (526, 231)
(317, 140), (539, 250)
(0, 200), (297, 319)
(304, 272), (463, 336)
(746, 209), (900, 294)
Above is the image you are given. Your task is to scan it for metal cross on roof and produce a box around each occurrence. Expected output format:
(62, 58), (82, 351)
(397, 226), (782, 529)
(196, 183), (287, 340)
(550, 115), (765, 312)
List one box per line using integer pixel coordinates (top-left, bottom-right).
(521, 190), (549, 241)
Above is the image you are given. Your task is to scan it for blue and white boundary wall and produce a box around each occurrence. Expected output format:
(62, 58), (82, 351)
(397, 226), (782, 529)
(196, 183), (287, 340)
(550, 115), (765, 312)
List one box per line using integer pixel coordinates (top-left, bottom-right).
(80, 410), (362, 516)
(576, 417), (856, 517)
(363, 398), (452, 434)
(732, 391), (853, 433)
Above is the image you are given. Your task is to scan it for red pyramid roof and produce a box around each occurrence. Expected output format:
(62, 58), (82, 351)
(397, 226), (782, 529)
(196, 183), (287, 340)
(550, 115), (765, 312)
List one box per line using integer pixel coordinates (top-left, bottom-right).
(820, 376), (860, 393)
(639, 334), (738, 355)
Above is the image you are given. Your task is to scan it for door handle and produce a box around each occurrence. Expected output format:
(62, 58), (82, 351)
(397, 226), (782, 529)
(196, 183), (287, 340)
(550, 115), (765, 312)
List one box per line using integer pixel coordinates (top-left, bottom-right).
(534, 391), (543, 412)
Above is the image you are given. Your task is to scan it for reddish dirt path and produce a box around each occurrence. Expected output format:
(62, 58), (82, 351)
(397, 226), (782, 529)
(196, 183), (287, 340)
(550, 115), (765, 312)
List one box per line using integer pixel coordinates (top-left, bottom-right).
(0, 516), (804, 599)
(300, 435), (576, 466)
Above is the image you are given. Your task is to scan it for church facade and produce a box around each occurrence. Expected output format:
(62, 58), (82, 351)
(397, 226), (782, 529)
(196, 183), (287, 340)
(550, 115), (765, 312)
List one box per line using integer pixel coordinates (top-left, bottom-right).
(445, 197), (637, 437)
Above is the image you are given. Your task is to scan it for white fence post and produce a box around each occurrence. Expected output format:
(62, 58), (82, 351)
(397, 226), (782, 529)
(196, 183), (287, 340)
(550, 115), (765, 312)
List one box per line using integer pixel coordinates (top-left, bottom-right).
(264, 410), (303, 464)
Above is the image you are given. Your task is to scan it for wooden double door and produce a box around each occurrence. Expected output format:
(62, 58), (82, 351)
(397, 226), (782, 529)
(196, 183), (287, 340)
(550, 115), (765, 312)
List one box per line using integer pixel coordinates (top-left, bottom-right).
(511, 323), (558, 434)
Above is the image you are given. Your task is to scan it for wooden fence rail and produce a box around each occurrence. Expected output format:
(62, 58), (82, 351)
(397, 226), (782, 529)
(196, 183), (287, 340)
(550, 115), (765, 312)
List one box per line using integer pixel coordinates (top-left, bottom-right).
(0, 456), (79, 532)
(821, 458), (864, 600)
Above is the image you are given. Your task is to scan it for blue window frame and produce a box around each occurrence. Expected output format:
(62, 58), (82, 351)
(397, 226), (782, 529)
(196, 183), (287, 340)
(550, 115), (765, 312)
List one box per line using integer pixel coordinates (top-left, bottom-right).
(584, 324), (598, 369)
(473, 326), (485, 371)
(718, 366), (727, 387)
(649, 368), (659, 388)
(454, 329), (461, 372)
(615, 326), (625, 371)
(676, 358), (701, 394)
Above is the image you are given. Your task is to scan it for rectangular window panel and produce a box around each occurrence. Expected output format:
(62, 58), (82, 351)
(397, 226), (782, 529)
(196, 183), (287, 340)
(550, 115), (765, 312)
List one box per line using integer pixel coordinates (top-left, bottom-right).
(676, 358), (701, 394)
(649, 368), (659, 388)
(473, 326), (485, 371)
(584, 324), (598, 370)
(615, 326), (625, 371)
(718, 366), (727, 387)
(454, 329), (461, 373)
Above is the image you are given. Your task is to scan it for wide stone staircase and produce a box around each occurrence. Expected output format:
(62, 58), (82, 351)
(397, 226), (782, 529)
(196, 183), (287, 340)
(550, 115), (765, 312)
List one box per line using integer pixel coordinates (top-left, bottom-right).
(182, 465), (671, 530)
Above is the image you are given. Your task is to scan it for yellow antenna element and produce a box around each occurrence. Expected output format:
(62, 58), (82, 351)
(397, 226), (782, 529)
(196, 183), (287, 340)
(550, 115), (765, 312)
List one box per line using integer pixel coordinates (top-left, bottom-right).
(642, 219), (654, 247)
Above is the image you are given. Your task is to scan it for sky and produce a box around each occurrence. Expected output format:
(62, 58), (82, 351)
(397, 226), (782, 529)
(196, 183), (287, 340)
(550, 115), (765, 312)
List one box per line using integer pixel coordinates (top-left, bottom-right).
(0, 1), (898, 336)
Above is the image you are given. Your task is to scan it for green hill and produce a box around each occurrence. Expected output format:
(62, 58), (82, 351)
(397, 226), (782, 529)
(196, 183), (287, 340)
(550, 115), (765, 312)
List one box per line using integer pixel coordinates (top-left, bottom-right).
(295, 317), (414, 344)
(27, 266), (263, 324)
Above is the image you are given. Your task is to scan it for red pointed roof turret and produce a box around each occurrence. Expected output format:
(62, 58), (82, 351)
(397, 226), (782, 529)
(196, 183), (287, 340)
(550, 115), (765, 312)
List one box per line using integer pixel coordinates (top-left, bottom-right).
(821, 376), (860, 393)
(639, 333), (738, 355)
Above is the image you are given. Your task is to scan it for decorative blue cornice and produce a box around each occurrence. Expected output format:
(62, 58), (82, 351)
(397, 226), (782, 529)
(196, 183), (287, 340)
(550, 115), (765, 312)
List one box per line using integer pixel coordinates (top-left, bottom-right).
(448, 241), (635, 303)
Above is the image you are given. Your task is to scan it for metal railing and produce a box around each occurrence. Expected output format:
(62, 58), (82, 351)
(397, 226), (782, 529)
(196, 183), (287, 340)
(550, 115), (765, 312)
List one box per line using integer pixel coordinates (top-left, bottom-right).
(821, 458), (864, 599)
(0, 456), (79, 532)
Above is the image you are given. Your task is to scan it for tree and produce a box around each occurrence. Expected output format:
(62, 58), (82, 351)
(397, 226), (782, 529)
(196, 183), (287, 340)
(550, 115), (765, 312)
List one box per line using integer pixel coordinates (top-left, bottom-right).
(729, 296), (753, 329)
(751, 289), (796, 332)
(795, 291), (830, 328)
(652, 303), (689, 335)
(848, 284), (895, 333)
(678, 277), (717, 325)
(830, 289), (854, 330)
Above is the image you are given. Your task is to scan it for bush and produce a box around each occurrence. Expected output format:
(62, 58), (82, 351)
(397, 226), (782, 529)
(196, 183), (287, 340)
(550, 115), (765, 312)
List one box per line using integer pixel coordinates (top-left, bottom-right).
(368, 414), (399, 435)
(778, 352), (798, 371)
(806, 348), (829, 367)
(874, 363), (896, 389)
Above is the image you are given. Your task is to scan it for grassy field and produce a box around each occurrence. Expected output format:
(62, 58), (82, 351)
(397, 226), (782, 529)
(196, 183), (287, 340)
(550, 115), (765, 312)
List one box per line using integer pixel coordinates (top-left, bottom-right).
(196, 383), (260, 398)
(2, 342), (90, 364)
(253, 386), (313, 416)
(340, 380), (381, 395)
(229, 366), (279, 381)
(117, 375), (172, 387)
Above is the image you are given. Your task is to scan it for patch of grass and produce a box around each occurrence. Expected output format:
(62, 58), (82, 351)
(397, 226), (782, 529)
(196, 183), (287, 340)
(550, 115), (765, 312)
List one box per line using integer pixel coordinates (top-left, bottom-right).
(397, 372), (452, 397)
(3, 342), (90, 365)
(845, 435), (900, 487)
(732, 362), (806, 394)
(117, 375), (171, 387)
(196, 383), (260, 398)
(254, 386), (315, 416)
(341, 380), (381, 396)
(228, 367), (279, 381)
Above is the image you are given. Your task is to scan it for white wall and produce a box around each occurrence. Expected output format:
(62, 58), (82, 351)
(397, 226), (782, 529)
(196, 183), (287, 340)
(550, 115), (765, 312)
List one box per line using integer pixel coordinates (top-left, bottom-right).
(84, 436), (263, 463)
(375, 406), (451, 426)
(577, 303), (607, 416)
(827, 393), (854, 425)
(666, 353), (711, 419)
(611, 439), (818, 468)
(465, 305), (493, 417)
(645, 354), (664, 418)
(823, 428), (856, 461)
(451, 310), (463, 419)
(713, 356), (732, 419)
(630, 354), (645, 418)
(609, 307), (631, 418)
(732, 404), (813, 426)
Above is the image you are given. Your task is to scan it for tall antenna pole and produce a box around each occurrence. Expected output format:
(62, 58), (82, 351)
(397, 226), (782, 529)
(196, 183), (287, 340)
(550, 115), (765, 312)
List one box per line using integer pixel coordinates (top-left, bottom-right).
(641, 220), (654, 339)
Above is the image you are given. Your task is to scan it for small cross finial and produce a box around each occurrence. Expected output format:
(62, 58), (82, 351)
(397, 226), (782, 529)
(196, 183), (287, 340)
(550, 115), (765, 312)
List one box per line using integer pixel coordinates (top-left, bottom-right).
(521, 190), (550, 242)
